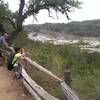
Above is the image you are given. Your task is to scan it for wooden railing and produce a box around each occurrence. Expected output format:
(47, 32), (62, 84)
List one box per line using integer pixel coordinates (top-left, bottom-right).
(3, 50), (80, 100)
(21, 68), (59, 100)
(21, 57), (80, 100)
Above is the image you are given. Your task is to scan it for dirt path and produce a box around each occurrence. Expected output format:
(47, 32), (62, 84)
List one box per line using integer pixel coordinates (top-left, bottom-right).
(0, 66), (33, 100)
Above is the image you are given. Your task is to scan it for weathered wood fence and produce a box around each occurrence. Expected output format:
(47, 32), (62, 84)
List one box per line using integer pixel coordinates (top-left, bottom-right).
(21, 57), (80, 100)
(3, 50), (80, 100)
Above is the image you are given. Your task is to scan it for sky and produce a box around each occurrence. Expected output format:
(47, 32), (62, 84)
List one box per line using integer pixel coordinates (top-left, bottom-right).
(4, 0), (100, 25)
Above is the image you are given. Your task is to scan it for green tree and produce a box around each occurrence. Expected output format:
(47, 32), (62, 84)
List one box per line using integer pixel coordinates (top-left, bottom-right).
(0, 0), (9, 33)
(0, 0), (81, 38)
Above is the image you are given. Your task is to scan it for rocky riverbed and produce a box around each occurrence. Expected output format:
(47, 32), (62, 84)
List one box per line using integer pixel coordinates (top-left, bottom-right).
(28, 32), (100, 47)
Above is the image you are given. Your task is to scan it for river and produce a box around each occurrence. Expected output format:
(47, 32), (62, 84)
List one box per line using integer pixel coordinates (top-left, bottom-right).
(28, 32), (100, 52)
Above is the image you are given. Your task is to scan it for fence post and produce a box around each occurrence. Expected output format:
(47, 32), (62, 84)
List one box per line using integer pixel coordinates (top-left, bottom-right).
(64, 70), (72, 87)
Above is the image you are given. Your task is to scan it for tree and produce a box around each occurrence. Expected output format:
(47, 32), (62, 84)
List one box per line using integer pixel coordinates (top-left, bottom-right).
(1, 0), (81, 38)
(0, 0), (15, 34)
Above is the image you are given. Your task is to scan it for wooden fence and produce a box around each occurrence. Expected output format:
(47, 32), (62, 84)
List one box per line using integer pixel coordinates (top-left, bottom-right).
(3, 50), (80, 100)
(21, 57), (80, 100)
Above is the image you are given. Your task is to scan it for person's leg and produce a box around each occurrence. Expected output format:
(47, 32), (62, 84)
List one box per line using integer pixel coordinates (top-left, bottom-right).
(15, 64), (23, 79)
(0, 57), (2, 65)
(13, 66), (20, 79)
(18, 64), (23, 79)
(0, 53), (3, 65)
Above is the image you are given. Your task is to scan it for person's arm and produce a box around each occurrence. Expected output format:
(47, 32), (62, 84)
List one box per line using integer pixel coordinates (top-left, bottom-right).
(7, 46), (15, 53)
(21, 48), (26, 56)
(2, 38), (8, 47)
(2, 38), (15, 53)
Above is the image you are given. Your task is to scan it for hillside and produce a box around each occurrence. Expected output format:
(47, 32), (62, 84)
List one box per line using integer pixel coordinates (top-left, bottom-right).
(13, 32), (100, 100)
(25, 19), (100, 37)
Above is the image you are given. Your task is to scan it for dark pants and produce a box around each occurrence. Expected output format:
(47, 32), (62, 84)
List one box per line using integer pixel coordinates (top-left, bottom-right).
(13, 63), (22, 72)
(13, 63), (23, 79)
(0, 50), (2, 57)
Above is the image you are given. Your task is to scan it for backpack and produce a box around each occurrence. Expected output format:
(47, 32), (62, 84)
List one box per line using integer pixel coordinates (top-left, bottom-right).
(7, 53), (15, 70)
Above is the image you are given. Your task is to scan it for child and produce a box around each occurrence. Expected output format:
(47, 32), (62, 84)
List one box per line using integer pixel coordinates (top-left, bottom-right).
(12, 47), (25, 79)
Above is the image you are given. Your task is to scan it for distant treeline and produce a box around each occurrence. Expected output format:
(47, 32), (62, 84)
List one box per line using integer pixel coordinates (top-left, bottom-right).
(25, 19), (100, 37)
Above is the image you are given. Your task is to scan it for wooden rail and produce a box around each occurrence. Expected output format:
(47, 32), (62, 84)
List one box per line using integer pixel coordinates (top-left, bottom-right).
(60, 82), (80, 100)
(24, 57), (62, 82)
(22, 68), (59, 100)
(22, 80), (42, 100)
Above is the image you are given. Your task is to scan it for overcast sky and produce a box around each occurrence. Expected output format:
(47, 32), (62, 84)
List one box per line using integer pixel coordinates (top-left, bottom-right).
(4, 0), (100, 25)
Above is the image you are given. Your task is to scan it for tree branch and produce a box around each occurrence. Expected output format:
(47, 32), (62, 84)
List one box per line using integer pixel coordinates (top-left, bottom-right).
(2, 16), (16, 29)
(22, 1), (75, 21)
(16, 0), (25, 31)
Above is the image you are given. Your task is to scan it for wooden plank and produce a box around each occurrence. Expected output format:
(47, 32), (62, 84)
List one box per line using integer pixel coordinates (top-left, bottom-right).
(22, 68), (59, 100)
(60, 82), (80, 100)
(22, 80), (41, 100)
(24, 57), (62, 82)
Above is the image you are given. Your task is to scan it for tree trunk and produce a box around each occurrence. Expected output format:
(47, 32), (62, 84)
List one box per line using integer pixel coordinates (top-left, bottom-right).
(9, 0), (25, 40)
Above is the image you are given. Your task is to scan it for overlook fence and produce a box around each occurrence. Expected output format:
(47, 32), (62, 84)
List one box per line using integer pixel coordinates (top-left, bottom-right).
(3, 50), (80, 100)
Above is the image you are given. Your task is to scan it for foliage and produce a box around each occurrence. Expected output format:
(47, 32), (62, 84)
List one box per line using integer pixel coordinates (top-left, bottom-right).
(27, 0), (81, 19)
(25, 19), (100, 37)
(0, 0), (15, 34)
(0, 0), (81, 38)
(13, 32), (100, 100)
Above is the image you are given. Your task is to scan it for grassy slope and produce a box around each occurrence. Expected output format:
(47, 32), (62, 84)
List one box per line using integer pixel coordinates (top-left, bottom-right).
(13, 31), (100, 100)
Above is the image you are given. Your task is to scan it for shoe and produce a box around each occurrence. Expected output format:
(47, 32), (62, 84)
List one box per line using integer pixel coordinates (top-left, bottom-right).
(16, 75), (24, 80)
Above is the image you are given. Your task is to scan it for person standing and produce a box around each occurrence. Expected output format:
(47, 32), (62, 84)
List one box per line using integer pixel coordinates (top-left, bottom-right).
(0, 33), (14, 65)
